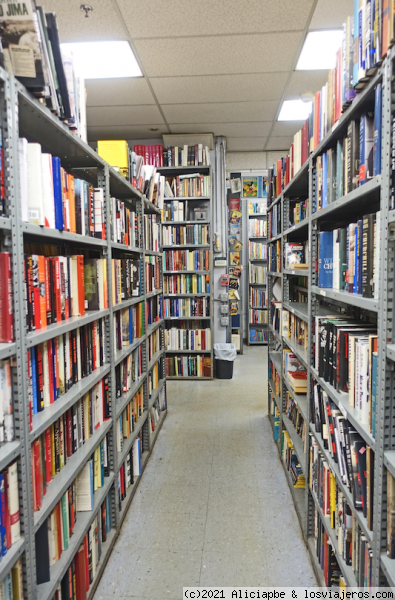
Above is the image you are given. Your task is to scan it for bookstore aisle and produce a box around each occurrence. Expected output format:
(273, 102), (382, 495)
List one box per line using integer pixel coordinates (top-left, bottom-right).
(93, 347), (317, 598)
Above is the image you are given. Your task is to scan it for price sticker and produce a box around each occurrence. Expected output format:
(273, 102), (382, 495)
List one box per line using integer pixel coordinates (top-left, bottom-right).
(322, 291), (327, 297)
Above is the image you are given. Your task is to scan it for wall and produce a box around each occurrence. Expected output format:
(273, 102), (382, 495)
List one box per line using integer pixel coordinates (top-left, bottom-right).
(226, 150), (287, 173)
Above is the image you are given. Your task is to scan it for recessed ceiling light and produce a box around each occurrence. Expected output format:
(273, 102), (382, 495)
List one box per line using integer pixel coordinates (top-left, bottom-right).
(61, 41), (143, 79)
(150, 128), (158, 131)
(296, 30), (343, 70)
(278, 100), (312, 121)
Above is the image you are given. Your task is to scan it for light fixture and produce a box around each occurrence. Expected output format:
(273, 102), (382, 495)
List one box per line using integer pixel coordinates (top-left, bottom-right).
(278, 99), (312, 121)
(150, 127), (158, 131)
(296, 30), (343, 70)
(80, 4), (93, 17)
(61, 41), (143, 79)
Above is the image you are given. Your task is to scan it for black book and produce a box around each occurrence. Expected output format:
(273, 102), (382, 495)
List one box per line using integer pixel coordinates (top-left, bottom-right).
(103, 375), (110, 420)
(362, 212), (375, 298)
(84, 259), (99, 311)
(99, 319), (104, 365)
(349, 432), (363, 509)
(163, 147), (168, 167)
(35, 520), (50, 583)
(355, 439), (367, 516)
(45, 12), (72, 120)
(61, 566), (73, 600)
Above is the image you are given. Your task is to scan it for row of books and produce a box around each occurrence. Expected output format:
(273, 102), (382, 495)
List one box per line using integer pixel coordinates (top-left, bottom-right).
(268, 203), (281, 240)
(37, 493), (111, 591)
(113, 305), (144, 352)
(314, 315), (377, 434)
(314, 99), (382, 212)
(313, 509), (343, 588)
(248, 219), (267, 238)
(145, 256), (161, 294)
(268, 239), (281, 273)
(111, 199), (141, 248)
(134, 143), (211, 169)
(145, 295), (163, 328)
(165, 355), (211, 378)
(162, 200), (189, 222)
(147, 329), (161, 364)
(250, 289), (267, 308)
(164, 327), (211, 352)
(249, 329), (268, 343)
(271, 302), (282, 336)
(0, 358), (14, 444)
(312, 387), (373, 518)
(248, 201), (267, 214)
(285, 392), (307, 452)
(144, 214), (161, 252)
(283, 311), (308, 352)
(116, 385), (144, 455)
(282, 429), (305, 489)
(149, 403), (162, 436)
(163, 174), (211, 198)
(1, 4), (85, 134)
(249, 241), (267, 261)
(249, 309), (268, 324)
(163, 249), (210, 272)
(162, 224), (210, 246)
(27, 319), (107, 417)
(164, 298), (210, 319)
(118, 437), (142, 509)
(289, 198), (308, 227)
(318, 214), (379, 299)
(0, 462), (20, 557)
(24, 253), (108, 332)
(0, 558), (22, 600)
(31, 397), (109, 511)
(115, 346), (143, 401)
(269, 359), (281, 397)
(249, 264), (267, 284)
(148, 361), (163, 398)
(20, 142), (105, 237)
(283, 348), (307, 395)
(284, 242), (309, 270)
(163, 274), (210, 295)
(111, 258), (141, 306)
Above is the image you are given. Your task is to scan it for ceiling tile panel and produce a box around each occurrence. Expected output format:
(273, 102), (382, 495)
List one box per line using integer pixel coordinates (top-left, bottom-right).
(271, 121), (304, 137)
(163, 102), (278, 124)
(134, 33), (303, 77)
(149, 73), (288, 104)
(226, 138), (266, 151)
(169, 122), (272, 137)
(87, 124), (169, 142)
(87, 105), (165, 127)
(284, 70), (330, 101)
(118, 0), (314, 38)
(309, 0), (354, 29)
(39, 0), (126, 41)
(226, 152), (267, 171)
(86, 78), (156, 106)
(265, 136), (294, 151)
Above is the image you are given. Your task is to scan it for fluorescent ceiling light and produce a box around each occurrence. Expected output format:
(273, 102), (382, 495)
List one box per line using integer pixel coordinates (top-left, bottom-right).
(61, 41), (143, 79)
(278, 100), (312, 121)
(296, 30), (343, 70)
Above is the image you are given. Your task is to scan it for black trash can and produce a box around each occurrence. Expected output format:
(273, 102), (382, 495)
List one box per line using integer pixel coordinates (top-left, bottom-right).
(214, 343), (236, 379)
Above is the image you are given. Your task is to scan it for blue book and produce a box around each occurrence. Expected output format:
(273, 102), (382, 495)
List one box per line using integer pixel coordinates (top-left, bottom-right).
(52, 157), (64, 230)
(273, 402), (280, 440)
(374, 83), (382, 176)
(359, 114), (366, 184)
(129, 306), (133, 343)
(318, 231), (333, 288)
(31, 347), (38, 415)
(257, 176), (263, 198)
(353, 0), (359, 86)
(371, 352), (377, 438)
(322, 153), (327, 208)
(0, 474), (6, 556)
(357, 219), (363, 294)
(336, 139), (344, 199)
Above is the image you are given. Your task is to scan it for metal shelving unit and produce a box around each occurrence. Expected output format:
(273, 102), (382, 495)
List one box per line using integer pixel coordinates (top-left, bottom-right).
(0, 68), (168, 600)
(160, 165), (213, 379)
(266, 49), (395, 587)
(247, 192), (268, 346)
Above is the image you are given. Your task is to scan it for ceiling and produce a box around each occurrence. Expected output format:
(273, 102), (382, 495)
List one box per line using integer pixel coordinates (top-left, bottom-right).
(44, 0), (353, 152)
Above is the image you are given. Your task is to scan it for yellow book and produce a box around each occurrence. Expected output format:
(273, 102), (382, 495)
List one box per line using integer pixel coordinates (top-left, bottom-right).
(97, 140), (128, 178)
(94, 446), (100, 491)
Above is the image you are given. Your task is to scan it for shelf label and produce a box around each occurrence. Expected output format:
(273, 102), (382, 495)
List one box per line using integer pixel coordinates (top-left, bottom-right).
(321, 291), (326, 297)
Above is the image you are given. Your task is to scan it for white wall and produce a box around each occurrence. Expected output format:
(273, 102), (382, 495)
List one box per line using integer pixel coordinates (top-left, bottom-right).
(226, 150), (287, 173)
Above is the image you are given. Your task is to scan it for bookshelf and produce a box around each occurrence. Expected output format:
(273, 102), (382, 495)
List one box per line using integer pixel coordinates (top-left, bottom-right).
(227, 174), (243, 354)
(160, 165), (213, 380)
(266, 44), (395, 588)
(247, 199), (268, 346)
(0, 67), (167, 600)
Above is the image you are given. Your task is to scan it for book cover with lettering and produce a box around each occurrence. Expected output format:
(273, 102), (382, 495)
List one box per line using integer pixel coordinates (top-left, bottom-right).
(318, 231), (334, 288)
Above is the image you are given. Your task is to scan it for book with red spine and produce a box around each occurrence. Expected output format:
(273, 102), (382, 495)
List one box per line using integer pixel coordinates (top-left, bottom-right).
(45, 428), (52, 485)
(0, 253), (14, 342)
(83, 536), (89, 592)
(77, 255), (86, 316)
(75, 543), (87, 600)
(32, 439), (42, 511)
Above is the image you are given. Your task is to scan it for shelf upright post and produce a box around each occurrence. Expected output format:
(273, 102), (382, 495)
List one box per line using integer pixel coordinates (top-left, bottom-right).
(9, 74), (36, 600)
(141, 198), (150, 454)
(372, 55), (392, 587)
(100, 165), (119, 535)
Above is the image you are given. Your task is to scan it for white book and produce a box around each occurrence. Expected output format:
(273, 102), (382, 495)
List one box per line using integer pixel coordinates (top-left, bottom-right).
(205, 145), (211, 166)
(70, 256), (79, 317)
(18, 138), (29, 222)
(27, 143), (44, 225)
(132, 438), (141, 476)
(93, 188), (104, 237)
(76, 460), (93, 511)
(7, 462), (20, 544)
(354, 340), (360, 418)
(332, 229), (340, 290)
(41, 153), (55, 228)
(182, 144), (188, 167)
(359, 342), (369, 425)
(374, 211), (381, 300)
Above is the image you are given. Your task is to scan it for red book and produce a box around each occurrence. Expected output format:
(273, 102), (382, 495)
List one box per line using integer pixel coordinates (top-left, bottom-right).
(134, 145), (144, 158)
(44, 428), (52, 485)
(4, 471), (10, 549)
(382, 0), (390, 58)
(0, 253), (14, 342)
(83, 536), (89, 592)
(53, 258), (62, 323)
(44, 257), (51, 325)
(323, 530), (329, 585)
(75, 543), (87, 600)
(101, 500), (107, 543)
(36, 343), (44, 411)
(66, 409), (72, 457)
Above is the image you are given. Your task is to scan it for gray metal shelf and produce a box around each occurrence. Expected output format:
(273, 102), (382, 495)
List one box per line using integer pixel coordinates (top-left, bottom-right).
(33, 419), (113, 533)
(0, 538), (26, 585)
(268, 380), (281, 405)
(312, 176), (381, 221)
(0, 441), (21, 472)
(164, 348), (211, 354)
(112, 295), (143, 312)
(22, 222), (108, 247)
(283, 219), (309, 237)
(380, 554), (395, 588)
(117, 410), (149, 468)
(144, 249), (161, 256)
(282, 377), (308, 422)
(164, 270), (209, 274)
(146, 319), (165, 337)
(165, 315), (210, 320)
(0, 342), (16, 360)
(269, 350), (282, 375)
(147, 348), (165, 372)
(115, 374), (147, 419)
(114, 335), (146, 367)
(162, 220), (210, 225)
(148, 380), (166, 411)
(283, 268), (309, 277)
(110, 241), (142, 253)
(282, 301), (309, 322)
(0, 217), (11, 230)
(26, 309), (110, 348)
(146, 289), (163, 299)
(162, 244), (210, 249)
(311, 285), (379, 312)
(164, 293), (209, 297)
(386, 344), (395, 362)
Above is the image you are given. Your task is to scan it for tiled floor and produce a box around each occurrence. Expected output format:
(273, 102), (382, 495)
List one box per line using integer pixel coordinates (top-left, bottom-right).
(94, 346), (317, 599)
